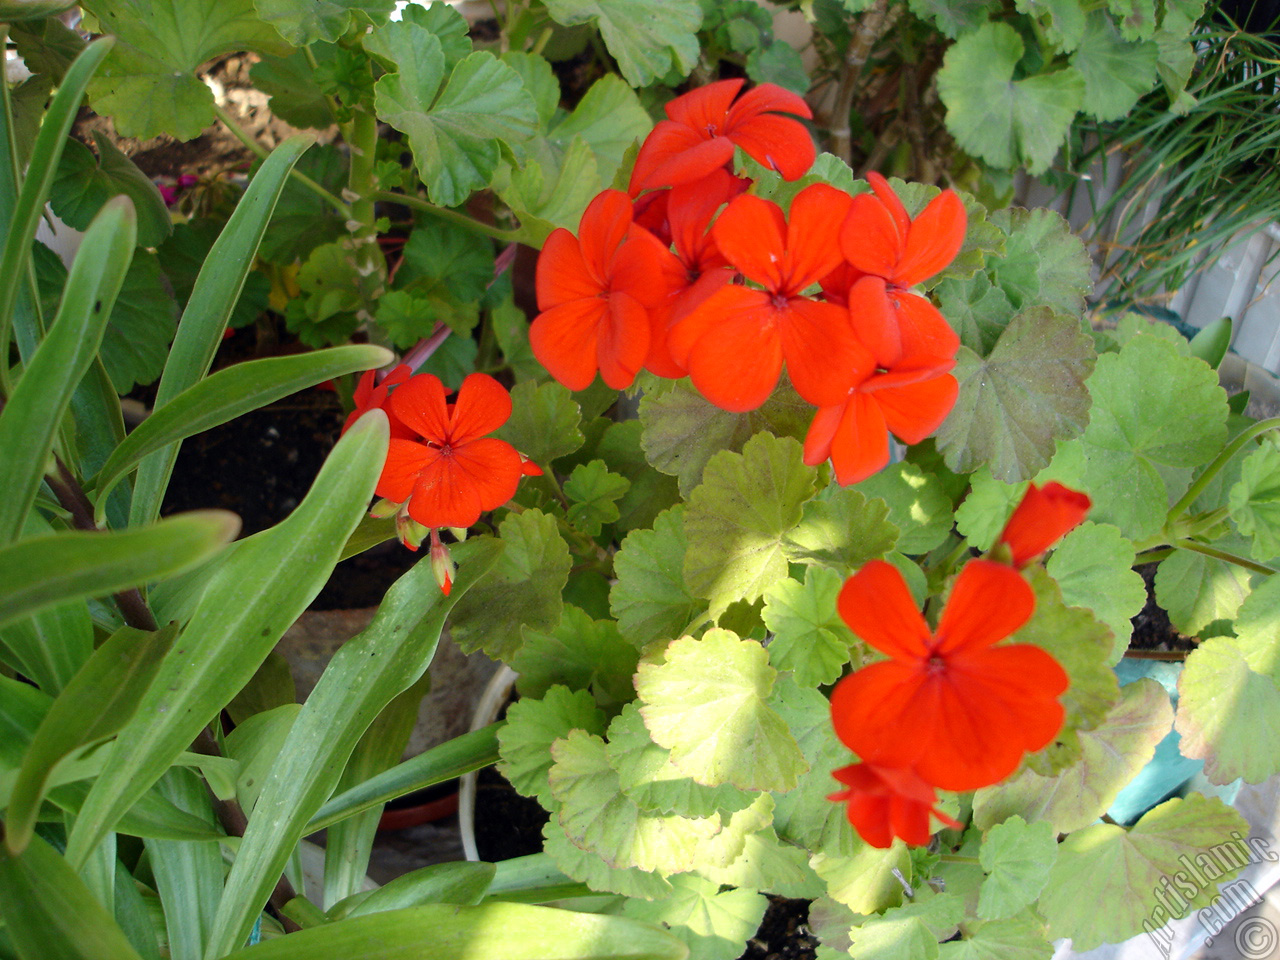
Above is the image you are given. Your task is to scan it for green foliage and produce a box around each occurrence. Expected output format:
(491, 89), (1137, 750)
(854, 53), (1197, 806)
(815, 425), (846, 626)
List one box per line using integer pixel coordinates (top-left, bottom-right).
(565, 460), (631, 536)
(513, 605), (640, 707)
(1046, 522), (1145, 659)
(50, 130), (171, 248)
(499, 685), (608, 808)
(762, 567), (861, 688)
(541, 0), (703, 87)
(610, 506), (704, 647)
(976, 817), (1057, 921)
(782, 487), (898, 573)
(683, 434), (815, 617)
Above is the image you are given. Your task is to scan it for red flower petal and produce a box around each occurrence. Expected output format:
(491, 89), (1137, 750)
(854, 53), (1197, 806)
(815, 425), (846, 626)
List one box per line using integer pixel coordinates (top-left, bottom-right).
(897, 188), (967, 287)
(536, 228), (598, 309)
(450, 436), (524, 513)
(727, 112), (816, 181)
(846, 276), (901, 368)
(887, 289), (960, 362)
(578, 190), (633, 283)
(780, 297), (867, 407)
(529, 298), (610, 392)
(836, 559), (933, 659)
(726, 81), (811, 123)
(872, 371), (958, 445)
(681, 293), (784, 412)
(841, 190), (904, 280)
(711, 194), (788, 291)
(666, 77), (743, 126)
(388, 373), (450, 444)
(406, 453), (483, 530)
(377, 438), (434, 504)
(448, 372), (513, 445)
(782, 183), (853, 294)
(630, 129), (735, 195)
(804, 390), (891, 485)
(829, 659), (932, 768)
(933, 560), (1036, 656)
(597, 290), (651, 390)
(999, 481), (1093, 567)
(868, 171), (910, 239)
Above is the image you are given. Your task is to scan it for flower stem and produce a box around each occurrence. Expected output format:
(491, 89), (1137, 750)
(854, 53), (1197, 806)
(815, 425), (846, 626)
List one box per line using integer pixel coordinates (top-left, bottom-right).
(211, 102), (351, 219)
(1172, 538), (1276, 576)
(1167, 416), (1280, 524)
(373, 190), (521, 243)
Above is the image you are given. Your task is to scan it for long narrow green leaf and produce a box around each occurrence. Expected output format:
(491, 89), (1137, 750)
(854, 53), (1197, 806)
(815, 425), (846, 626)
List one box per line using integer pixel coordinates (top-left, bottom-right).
(222, 903), (688, 960)
(0, 36), (113, 378)
(333, 862), (495, 920)
(206, 538), (504, 957)
(323, 673), (430, 909)
(305, 723), (501, 834)
(0, 194), (135, 544)
(64, 413), (388, 870)
(146, 769), (227, 960)
(0, 511), (240, 630)
(92, 344), (393, 523)
(6, 623), (179, 854)
(113, 855), (163, 960)
(129, 135), (315, 529)
(0, 832), (143, 960)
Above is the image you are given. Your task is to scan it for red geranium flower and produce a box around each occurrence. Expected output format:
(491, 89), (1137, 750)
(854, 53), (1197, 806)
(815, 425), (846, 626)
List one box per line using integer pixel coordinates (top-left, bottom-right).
(803, 353), (958, 485)
(839, 173), (964, 368)
(831, 559), (1068, 792)
(532, 190), (678, 391)
(342, 363), (414, 438)
(628, 79), (815, 195)
(377, 372), (524, 530)
(828, 761), (962, 848)
(998, 482), (1092, 567)
(668, 183), (862, 411)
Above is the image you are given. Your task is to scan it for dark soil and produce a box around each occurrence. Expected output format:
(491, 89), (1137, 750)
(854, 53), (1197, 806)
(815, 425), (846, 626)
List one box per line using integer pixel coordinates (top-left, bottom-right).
(1127, 562), (1198, 654)
(159, 371), (418, 610)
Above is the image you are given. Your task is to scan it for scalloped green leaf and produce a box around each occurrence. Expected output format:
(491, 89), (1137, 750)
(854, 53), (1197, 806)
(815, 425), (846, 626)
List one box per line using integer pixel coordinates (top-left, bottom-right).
(605, 702), (756, 818)
(762, 567), (861, 688)
(1175, 578), (1280, 784)
(622, 874), (768, 960)
(1079, 334), (1229, 540)
(50, 130), (171, 247)
(495, 379), (585, 469)
(254, 0), (396, 45)
(1015, 568), (1120, 774)
(1016, 0), (1086, 49)
(768, 678), (858, 857)
(1154, 538), (1253, 636)
(371, 23), (538, 207)
(541, 0), (702, 87)
(683, 434), (815, 617)
(955, 469), (1025, 552)
(541, 821), (674, 899)
(1038, 794), (1249, 950)
(977, 816), (1057, 921)
(596, 420), (682, 534)
(937, 23), (1085, 173)
(907, 0), (990, 37)
(610, 506), (704, 648)
(85, 0), (288, 141)
(1229, 443), (1280, 560)
(781, 487), (897, 574)
(498, 684), (607, 809)
(564, 459), (631, 536)
(989, 208), (1091, 318)
(513, 605), (640, 707)
(937, 307), (1095, 482)
(811, 843), (910, 915)
(449, 510), (570, 661)
(937, 912), (1055, 960)
(974, 678), (1173, 834)
(853, 461), (953, 555)
(1071, 11), (1158, 121)
(639, 378), (811, 496)
(1046, 522), (1145, 660)
(935, 271), (1017, 356)
(635, 629), (806, 792)
(549, 730), (722, 873)
(693, 827), (823, 899)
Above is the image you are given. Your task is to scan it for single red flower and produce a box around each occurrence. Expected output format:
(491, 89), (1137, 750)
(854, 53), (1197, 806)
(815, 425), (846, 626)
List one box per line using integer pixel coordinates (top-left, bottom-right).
(841, 172), (966, 288)
(376, 372), (524, 530)
(668, 183), (863, 411)
(998, 482), (1092, 567)
(831, 559), (1068, 792)
(628, 79), (815, 195)
(341, 364), (414, 438)
(803, 354), (958, 485)
(532, 190), (677, 391)
(828, 761), (962, 848)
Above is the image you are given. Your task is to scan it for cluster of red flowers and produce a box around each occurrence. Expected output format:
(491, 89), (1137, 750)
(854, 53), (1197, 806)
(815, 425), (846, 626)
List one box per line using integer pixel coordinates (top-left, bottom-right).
(342, 366), (540, 592)
(828, 482), (1092, 847)
(531, 78), (965, 484)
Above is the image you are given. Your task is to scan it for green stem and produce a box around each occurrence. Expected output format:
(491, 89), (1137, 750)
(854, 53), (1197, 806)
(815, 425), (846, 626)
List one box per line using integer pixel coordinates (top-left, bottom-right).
(1133, 547), (1175, 565)
(373, 190), (520, 243)
(303, 44), (344, 126)
(1172, 538), (1277, 576)
(1167, 416), (1280, 524)
(211, 102), (350, 219)
(280, 896), (328, 929)
(529, 26), (553, 57)
(346, 108), (384, 317)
